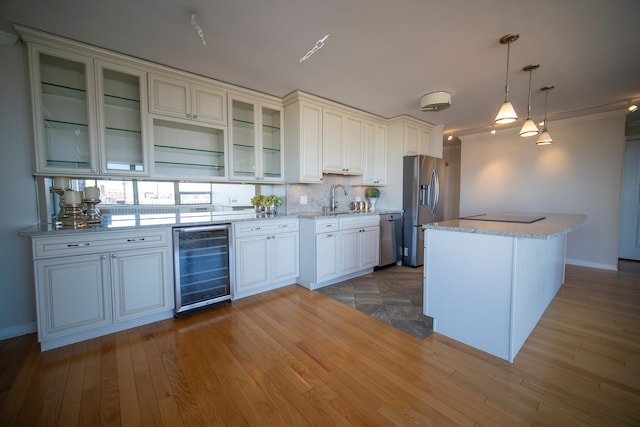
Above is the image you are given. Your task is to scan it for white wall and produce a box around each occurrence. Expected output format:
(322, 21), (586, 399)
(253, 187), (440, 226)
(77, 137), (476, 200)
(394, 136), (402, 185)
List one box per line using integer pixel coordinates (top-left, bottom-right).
(0, 40), (40, 338)
(460, 112), (626, 270)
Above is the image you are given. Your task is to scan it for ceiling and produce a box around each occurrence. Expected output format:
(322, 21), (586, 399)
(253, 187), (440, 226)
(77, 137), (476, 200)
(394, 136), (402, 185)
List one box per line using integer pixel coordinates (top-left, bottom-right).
(2, 0), (639, 138)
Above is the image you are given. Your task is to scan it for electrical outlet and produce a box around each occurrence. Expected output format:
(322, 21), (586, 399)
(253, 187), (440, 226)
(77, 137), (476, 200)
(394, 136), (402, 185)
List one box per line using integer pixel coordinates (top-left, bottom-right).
(300, 196), (308, 205)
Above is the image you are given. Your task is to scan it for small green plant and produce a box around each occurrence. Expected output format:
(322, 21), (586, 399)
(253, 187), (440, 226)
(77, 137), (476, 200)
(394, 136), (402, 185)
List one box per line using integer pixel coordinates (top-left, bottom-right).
(264, 194), (282, 206)
(365, 187), (380, 198)
(250, 194), (266, 207)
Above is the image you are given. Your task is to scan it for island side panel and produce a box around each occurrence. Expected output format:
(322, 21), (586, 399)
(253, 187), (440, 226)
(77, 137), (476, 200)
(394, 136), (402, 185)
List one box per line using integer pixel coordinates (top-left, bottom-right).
(510, 234), (567, 360)
(424, 228), (514, 360)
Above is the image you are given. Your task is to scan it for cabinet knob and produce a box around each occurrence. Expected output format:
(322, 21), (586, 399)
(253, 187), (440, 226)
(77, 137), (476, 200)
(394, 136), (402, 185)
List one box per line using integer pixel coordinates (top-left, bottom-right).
(101, 255), (107, 261)
(100, 169), (107, 174)
(192, 115), (198, 119)
(186, 113), (192, 119)
(111, 254), (117, 259)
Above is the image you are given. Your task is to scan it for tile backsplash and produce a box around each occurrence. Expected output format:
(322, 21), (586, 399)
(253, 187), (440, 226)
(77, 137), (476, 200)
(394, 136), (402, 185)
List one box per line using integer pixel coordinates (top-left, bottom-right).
(285, 175), (372, 214)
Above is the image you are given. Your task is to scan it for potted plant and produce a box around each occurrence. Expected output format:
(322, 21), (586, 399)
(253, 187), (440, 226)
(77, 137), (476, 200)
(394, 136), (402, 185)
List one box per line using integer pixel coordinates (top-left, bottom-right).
(250, 194), (266, 212)
(264, 194), (282, 214)
(365, 187), (380, 211)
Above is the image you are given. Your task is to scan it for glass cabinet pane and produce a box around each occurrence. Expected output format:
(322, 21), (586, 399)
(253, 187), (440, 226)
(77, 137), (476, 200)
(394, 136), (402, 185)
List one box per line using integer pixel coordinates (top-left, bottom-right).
(39, 53), (91, 169)
(231, 100), (256, 178)
(101, 67), (144, 172)
(262, 106), (281, 179)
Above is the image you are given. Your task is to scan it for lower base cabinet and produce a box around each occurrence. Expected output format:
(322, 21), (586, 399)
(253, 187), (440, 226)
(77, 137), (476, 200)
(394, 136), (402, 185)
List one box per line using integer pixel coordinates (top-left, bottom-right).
(299, 214), (380, 290)
(32, 229), (174, 350)
(233, 218), (299, 299)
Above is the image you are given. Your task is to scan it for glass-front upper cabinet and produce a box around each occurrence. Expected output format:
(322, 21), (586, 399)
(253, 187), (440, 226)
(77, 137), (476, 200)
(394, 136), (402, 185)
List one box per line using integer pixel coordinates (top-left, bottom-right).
(31, 46), (98, 175)
(229, 96), (283, 182)
(96, 61), (148, 175)
(28, 45), (148, 176)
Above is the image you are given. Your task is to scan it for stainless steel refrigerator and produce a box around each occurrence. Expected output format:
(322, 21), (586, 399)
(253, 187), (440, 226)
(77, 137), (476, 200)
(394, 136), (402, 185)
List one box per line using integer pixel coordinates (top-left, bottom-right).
(402, 155), (446, 267)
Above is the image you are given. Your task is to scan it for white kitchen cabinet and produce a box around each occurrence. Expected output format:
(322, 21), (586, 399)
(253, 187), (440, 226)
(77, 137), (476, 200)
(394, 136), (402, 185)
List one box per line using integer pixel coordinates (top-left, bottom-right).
(298, 214), (379, 290)
(322, 108), (364, 175)
(27, 44), (149, 176)
(283, 92), (324, 183)
(388, 116), (444, 158)
(233, 219), (299, 298)
(150, 116), (228, 180)
(148, 74), (227, 126)
(361, 120), (388, 185)
(338, 217), (380, 275)
(31, 228), (174, 350)
(229, 96), (284, 182)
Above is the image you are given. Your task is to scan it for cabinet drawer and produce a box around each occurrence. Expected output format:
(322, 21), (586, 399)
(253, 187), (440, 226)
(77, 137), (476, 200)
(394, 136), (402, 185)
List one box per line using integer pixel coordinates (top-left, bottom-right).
(339, 214), (379, 230)
(315, 218), (339, 233)
(234, 219), (299, 237)
(33, 229), (169, 259)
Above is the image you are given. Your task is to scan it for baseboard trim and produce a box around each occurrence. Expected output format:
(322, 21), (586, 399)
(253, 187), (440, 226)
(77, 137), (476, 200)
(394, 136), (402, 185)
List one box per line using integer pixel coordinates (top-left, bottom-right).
(566, 259), (617, 271)
(0, 321), (37, 341)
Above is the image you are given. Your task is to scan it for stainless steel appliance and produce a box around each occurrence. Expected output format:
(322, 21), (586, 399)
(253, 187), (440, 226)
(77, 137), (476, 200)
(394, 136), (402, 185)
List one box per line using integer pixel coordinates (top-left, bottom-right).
(173, 224), (233, 316)
(402, 155), (446, 267)
(379, 213), (403, 268)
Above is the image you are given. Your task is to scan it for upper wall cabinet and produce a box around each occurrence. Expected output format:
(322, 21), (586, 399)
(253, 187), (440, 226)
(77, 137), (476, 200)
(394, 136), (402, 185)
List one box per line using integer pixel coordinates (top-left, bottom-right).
(27, 45), (149, 176)
(322, 107), (364, 175)
(388, 117), (444, 159)
(229, 95), (284, 183)
(283, 93), (324, 183)
(148, 74), (226, 126)
(361, 120), (388, 185)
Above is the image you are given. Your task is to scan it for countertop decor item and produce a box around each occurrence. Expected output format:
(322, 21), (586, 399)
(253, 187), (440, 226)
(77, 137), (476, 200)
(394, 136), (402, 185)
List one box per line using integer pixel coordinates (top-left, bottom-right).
(366, 187), (380, 211)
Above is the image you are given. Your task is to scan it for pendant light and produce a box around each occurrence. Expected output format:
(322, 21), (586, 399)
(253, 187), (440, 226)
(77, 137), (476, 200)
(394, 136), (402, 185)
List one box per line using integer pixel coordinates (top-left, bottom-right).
(520, 64), (540, 137)
(495, 34), (519, 124)
(536, 86), (554, 145)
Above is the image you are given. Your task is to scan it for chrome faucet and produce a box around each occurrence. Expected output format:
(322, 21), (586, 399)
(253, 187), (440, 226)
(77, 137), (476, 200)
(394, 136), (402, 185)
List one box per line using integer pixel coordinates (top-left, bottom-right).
(330, 184), (347, 212)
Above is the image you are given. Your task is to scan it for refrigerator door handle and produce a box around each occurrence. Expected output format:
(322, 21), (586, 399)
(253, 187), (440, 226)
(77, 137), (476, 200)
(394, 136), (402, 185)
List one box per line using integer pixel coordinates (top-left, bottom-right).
(429, 169), (437, 214)
(432, 169), (440, 214)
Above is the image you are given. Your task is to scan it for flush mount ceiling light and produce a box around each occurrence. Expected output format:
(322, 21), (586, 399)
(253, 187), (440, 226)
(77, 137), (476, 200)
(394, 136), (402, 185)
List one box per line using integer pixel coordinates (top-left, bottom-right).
(629, 103), (638, 113)
(520, 64), (540, 137)
(495, 34), (519, 124)
(536, 85), (555, 146)
(420, 91), (452, 112)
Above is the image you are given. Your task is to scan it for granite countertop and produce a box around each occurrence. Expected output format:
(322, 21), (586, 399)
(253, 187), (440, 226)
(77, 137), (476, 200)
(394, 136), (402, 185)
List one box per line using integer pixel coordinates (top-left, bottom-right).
(20, 209), (402, 237)
(423, 212), (587, 239)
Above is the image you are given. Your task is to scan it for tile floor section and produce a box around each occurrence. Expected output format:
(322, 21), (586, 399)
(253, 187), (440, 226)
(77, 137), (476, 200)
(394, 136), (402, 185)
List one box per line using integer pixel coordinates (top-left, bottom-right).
(316, 265), (434, 339)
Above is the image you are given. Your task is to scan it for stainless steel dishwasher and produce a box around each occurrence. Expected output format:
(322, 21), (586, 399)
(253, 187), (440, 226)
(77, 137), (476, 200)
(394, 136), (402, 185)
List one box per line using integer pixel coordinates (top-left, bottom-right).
(378, 213), (402, 268)
(173, 224), (233, 316)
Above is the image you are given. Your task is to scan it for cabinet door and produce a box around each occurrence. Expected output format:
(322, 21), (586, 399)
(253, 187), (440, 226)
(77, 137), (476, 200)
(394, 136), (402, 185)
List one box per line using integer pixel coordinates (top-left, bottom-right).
(271, 232), (299, 282)
(235, 236), (270, 292)
(111, 246), (171, 321)
(404, 124), (420, 156)
(418, 127), (432, 156)
(316, 232), (340, 282)
(261, 105), (283, 182)
(322, 108), (344, 173)
(96, 61), (148, 175)
(35, 253), (111, 340)
(300, 102), (323, 182)
(29, 45), (98, 174)
(148, 74), (191, 119)
(363, 121), (387, 185)
(360, 227), (381, 269)
(339, 228), (360, 275)
(230, 98), (257, 180)
(191, 83), (226, 125)
(344, 115), (364, 174)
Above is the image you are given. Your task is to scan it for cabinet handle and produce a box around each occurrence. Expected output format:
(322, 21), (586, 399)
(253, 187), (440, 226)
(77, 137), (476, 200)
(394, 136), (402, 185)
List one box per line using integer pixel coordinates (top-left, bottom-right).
(67, 242), (90, 247)
(193, 115), (198, 119)
(100, 169), (107, 174)
(126, 237), (146, 242)
(111, 254), (117, 259)
(101, 255), (107, 261)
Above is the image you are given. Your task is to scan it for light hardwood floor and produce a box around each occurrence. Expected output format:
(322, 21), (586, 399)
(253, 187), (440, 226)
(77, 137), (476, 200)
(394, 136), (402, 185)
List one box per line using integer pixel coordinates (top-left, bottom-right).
(1, 264), (639, 426)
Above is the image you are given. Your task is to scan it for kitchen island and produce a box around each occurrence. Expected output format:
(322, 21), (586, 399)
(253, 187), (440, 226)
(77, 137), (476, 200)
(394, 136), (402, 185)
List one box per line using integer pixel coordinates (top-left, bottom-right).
(423, 213), (586, 362)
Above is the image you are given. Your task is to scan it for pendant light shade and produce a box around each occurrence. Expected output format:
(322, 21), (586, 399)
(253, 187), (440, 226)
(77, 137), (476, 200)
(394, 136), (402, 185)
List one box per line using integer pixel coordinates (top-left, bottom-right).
(520, 64), (540, 137)
(495, 34), (519, 124)
(536, 85), (555, 146)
